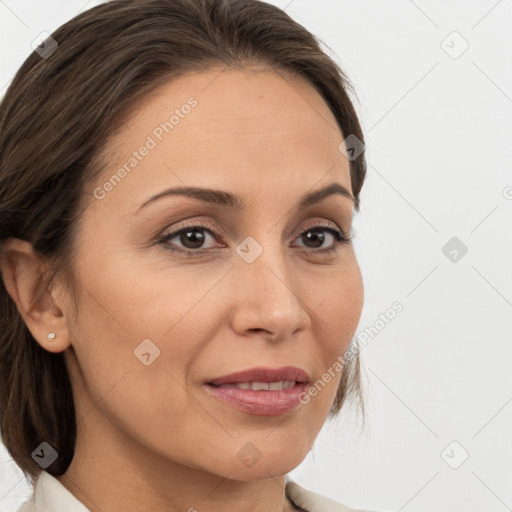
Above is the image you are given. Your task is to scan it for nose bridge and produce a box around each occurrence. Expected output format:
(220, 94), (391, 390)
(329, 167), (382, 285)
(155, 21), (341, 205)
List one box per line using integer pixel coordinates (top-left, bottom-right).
(236, 225), (290, 297)
(231, 229), (310, 338)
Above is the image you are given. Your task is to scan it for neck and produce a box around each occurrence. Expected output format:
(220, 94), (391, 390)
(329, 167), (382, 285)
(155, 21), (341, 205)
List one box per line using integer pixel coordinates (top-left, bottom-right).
(58, 414), (298, 512)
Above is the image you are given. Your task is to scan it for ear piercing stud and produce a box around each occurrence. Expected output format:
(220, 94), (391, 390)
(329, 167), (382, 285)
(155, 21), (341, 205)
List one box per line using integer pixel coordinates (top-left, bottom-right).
(47, 333), (56, 342)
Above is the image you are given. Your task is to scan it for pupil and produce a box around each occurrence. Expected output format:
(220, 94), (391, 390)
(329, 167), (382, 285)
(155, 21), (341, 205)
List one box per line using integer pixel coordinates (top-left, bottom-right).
(182, 229), (204, 249)
(304, 229), (324, 248)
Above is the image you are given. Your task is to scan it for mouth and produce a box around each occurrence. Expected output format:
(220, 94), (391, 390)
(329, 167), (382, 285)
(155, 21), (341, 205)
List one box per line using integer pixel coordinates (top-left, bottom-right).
(209, 380), (299, 391)
(203, 366), (310, 416)
(206, 366), (309, 386)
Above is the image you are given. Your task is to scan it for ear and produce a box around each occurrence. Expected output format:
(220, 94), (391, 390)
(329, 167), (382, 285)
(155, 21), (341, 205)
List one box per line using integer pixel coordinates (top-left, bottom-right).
(0, 238), (72, 353)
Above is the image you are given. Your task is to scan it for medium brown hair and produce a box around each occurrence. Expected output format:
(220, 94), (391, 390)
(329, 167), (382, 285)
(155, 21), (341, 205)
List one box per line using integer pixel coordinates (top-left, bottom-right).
(0, 0), (367, 483)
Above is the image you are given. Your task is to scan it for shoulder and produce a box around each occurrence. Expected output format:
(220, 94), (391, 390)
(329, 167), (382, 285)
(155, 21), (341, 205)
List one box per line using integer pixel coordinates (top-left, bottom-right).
(285, 479), (387, 512)
(16, 496), (36, 512)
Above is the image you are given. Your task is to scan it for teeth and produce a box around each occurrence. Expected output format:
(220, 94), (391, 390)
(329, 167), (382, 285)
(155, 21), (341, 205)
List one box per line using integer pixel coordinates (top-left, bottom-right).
(223, 380), (296, 390)
(252, 381), (269, 391)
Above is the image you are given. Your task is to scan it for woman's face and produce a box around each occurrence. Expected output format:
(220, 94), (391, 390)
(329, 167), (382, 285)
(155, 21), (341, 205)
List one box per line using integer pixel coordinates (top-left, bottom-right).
(61, 67), (364, 480)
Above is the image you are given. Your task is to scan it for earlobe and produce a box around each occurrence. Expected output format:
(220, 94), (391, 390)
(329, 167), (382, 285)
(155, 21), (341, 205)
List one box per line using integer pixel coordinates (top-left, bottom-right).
(0, 238), (72, 353)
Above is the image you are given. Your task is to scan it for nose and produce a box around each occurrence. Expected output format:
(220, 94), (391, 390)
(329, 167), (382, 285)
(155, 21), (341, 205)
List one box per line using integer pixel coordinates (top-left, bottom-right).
(229, 242), (311, 343)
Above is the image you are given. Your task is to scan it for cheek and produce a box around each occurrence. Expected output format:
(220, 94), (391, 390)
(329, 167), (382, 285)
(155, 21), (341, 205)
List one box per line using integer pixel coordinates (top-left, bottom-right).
(66, 281), (212, 457)
(296, 260), (363, 414)
(65, 251), (225, 420)
(313, 260), (364, 356)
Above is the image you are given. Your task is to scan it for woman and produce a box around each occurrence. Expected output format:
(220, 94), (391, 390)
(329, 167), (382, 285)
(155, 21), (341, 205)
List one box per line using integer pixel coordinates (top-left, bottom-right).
(0, 0), (383, 510)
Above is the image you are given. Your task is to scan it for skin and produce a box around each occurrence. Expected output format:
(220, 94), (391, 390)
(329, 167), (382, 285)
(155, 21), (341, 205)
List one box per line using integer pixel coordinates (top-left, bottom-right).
(0, 67), (364, 512)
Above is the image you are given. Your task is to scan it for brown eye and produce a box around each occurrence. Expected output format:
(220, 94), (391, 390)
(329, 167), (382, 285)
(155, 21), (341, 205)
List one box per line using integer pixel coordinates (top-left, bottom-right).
(175, 228), (207, 249)
(159, 225), (219, 252)
(299, 228), (331, 249)
(293, 225), (351, 252)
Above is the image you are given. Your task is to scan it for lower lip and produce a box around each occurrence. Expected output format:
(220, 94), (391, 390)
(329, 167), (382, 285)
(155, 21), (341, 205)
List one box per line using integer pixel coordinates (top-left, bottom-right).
(203, 383), (308, 416)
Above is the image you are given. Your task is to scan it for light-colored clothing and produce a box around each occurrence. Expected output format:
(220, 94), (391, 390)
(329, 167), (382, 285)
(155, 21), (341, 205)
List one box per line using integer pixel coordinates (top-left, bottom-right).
(286, 480), (383, 512)
(17, 471), (88, 512)
(17, 470), (383, 512)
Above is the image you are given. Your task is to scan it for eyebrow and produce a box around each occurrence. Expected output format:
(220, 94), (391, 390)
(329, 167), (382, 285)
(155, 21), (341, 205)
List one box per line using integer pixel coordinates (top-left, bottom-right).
(137, 182), (354, 213)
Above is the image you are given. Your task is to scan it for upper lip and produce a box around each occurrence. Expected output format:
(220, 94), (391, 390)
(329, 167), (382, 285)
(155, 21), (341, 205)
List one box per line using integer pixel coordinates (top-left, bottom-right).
(206, 366), (310, 386)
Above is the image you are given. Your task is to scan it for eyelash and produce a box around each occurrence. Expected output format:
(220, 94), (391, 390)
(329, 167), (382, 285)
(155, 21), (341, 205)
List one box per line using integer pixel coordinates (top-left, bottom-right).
(156, 219), (352, 258)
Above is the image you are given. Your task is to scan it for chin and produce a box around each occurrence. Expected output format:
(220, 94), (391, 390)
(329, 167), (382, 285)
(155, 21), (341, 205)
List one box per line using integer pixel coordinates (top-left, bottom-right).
(216, 435), (312, 482)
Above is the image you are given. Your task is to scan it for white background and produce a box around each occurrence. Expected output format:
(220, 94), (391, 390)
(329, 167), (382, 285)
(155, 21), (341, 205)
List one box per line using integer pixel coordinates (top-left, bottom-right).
(1, 1), (511, 511)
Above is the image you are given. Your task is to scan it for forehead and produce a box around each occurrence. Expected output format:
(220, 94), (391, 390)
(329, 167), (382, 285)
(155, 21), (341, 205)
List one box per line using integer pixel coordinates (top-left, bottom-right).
(93, 67), (352, 211)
